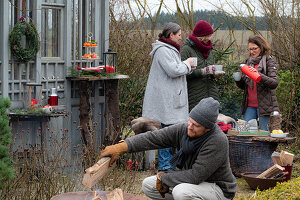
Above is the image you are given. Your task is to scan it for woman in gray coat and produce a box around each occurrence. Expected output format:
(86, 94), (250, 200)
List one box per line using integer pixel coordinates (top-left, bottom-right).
(142, 22), (195, 172)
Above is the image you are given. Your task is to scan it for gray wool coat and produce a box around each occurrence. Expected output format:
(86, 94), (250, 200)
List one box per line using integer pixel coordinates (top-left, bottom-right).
(125, 123), (237, 199)
(142, 40), (192, 125)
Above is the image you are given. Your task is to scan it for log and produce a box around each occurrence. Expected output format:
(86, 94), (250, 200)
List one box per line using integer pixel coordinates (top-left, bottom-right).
(280, 151), (294, 166)
(256, 164), (285, 179)
(106, 188), (124, 200)
(82, 157), (116, 188)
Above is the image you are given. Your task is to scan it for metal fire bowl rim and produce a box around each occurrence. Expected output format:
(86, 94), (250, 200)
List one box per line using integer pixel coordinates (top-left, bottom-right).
(241, 172), (284, 190)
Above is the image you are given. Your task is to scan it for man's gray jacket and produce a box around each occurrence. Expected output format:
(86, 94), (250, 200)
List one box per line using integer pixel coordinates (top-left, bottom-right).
(125, 123), (237, 199)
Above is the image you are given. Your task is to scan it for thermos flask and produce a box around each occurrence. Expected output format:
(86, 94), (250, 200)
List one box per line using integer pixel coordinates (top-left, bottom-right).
(240, 64), (262, 83)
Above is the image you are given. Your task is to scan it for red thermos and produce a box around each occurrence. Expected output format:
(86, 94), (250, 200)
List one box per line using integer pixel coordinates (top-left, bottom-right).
(240, 64), (262, 83)
(48, 88), (58, 106)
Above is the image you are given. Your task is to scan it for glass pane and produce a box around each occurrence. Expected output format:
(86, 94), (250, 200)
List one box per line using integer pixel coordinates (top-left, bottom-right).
(41, 8), (61, 57)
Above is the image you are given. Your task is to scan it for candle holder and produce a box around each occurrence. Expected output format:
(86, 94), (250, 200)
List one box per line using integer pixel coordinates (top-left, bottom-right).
(103, 49), (117, 73)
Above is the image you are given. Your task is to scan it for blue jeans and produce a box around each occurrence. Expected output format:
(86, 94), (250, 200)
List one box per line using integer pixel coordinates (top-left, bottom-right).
(243, 107), (270, 131)
(158, 123), (173, 171)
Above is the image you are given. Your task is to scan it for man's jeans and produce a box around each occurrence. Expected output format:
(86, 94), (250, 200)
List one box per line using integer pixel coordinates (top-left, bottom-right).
(158, 123), (173, 171)
(158, 148), (173, 171)
(142, 175), (230, 200)
(243, 107), (270, 131)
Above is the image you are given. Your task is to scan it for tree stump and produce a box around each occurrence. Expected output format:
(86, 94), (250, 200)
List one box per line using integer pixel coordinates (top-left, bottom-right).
(104, 80), (121, 146)
(78, 80), (96, 167)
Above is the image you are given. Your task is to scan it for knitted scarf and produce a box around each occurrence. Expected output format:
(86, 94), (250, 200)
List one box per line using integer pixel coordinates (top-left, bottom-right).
(189, 34), (212, 58)
(159, 37), (181, 52)
(247, 56), (262, 66)
(170, 126), (215, 169)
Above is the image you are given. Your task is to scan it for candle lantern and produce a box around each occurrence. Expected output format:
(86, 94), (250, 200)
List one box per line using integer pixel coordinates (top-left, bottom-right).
(103, 49), (117, 73)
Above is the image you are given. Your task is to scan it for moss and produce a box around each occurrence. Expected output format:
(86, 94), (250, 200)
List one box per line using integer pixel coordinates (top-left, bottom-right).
(236, 177), (300, 199)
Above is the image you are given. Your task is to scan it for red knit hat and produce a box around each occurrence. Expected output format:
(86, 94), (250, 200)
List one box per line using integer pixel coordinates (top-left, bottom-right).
(192, 20), (214, 37)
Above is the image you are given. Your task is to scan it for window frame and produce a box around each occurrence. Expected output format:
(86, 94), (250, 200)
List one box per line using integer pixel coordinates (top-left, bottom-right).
(40, 3), (64, 61)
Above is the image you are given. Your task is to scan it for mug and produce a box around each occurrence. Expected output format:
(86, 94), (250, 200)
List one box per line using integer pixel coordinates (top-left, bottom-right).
(233, 72), (242, 81)
(214, 65), (223, 71)
(42, 106), (53, 114)
(192, 57), (197, 66)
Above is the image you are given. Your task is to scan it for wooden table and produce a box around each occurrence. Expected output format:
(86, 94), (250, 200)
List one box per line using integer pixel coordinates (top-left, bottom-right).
(66, 75), (129, 167)
(251, 136), (296, 143)
(67, 75), (129, 147)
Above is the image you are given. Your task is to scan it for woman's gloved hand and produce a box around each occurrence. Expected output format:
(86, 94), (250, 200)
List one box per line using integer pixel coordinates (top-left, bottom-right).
(98, 141), (128, 166)
(200, 65), (216, 75)
(156, 171), (169, 198)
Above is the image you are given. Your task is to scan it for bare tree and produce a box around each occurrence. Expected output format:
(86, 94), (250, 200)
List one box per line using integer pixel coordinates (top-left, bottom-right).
(208, 0), (299, 131)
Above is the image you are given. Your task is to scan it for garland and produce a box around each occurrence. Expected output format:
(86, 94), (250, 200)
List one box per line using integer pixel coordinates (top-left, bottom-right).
(9, 18), (40, 63)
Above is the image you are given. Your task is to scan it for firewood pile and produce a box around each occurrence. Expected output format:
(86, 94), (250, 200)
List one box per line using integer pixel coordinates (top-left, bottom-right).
(256, 150), (294, 179)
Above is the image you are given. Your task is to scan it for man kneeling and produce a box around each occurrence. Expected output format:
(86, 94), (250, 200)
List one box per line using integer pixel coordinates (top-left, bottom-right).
(99, 97), (237, 200)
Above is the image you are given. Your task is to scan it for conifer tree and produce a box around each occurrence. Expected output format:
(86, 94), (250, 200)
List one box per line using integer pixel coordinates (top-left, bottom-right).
(0, 97), (14, 189)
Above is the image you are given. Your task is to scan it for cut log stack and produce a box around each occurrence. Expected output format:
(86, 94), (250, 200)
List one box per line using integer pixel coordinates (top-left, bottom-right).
(256, 164), (285, 178)
(258, 150), (294, 179)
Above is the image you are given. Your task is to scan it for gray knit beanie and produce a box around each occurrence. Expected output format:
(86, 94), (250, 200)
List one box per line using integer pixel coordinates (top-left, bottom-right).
(189, 97), (220, 129)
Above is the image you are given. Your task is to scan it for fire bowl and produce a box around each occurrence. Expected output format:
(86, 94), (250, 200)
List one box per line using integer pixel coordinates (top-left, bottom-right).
(241, 173), (284, 190)
(51, 191), (149, 200)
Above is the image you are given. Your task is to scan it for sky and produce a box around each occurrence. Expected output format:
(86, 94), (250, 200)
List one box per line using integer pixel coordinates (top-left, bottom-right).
(130, 0), (262, 16)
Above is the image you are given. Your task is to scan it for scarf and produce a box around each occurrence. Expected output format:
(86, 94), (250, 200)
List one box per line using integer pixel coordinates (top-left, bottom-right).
(247, 56), (262, 66)
(245, 55), (267, 88)
(158, 37), (181, 52)
(170, 126), (215, 169)
(189, 34), (212, 58)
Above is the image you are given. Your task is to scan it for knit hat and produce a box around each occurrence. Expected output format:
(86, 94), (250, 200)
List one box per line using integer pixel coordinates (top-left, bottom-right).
(189, 97), (220, 129)
(192, 20), (214, 37)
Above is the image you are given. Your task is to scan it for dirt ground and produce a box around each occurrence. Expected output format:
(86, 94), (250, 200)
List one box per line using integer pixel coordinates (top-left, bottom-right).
(99, 169), (255, 199)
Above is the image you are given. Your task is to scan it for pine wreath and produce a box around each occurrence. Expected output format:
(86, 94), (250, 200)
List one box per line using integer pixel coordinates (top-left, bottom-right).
(9, 18), (40, 63)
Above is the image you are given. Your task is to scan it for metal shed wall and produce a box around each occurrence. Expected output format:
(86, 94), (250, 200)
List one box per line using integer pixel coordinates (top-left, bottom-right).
(0, 0), (109, 162)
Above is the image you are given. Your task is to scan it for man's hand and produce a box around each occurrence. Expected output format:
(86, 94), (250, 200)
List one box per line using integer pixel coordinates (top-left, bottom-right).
(156, 171), (169, 198)
(98, 142), (128, 166)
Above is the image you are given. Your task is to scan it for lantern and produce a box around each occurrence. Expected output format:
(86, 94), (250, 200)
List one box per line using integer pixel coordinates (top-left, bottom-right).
(103, 49), (117, 73)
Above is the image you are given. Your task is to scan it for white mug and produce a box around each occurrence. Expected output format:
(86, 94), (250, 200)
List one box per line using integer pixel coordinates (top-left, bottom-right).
(214, 65), (223, 71)
(42, 106), (53, 114)
(192, 57), (197, 66)
(233, 72), (242, 81)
